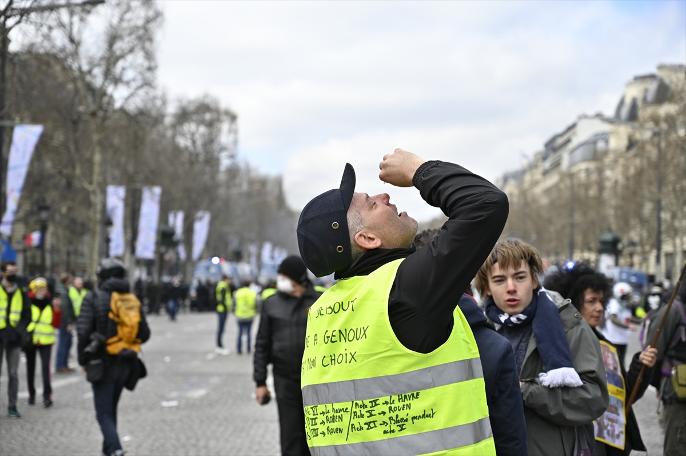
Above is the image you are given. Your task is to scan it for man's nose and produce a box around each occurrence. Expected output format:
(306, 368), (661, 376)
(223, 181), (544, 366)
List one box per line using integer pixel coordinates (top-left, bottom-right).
(372, 193), (390, 205)
(506, 278), (517, 291)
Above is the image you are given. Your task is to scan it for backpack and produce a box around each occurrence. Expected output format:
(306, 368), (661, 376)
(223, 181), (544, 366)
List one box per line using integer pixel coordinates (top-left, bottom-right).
(106, 292), (142, 355)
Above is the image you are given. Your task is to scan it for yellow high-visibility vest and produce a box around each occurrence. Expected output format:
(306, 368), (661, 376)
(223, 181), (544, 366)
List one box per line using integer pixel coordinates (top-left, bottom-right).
(301, 259), (495, 455)
(28, 305), (55, 345)
(215, 280), (232, 313)
(260, 288), (277, 301)
(234, 287), (257, 320)
(0, 287), (25, 329)
(68, 286), (87, 317)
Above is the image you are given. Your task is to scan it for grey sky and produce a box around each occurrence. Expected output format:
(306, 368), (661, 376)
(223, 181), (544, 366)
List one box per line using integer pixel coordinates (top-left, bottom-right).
(157, 0), (685, 222)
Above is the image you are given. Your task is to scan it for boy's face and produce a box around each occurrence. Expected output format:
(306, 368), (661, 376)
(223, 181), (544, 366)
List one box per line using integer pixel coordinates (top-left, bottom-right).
(486, 261), (537, 315)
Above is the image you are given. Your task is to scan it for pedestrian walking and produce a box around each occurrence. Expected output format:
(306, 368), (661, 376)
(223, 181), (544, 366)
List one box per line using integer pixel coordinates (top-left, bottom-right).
(215, 275), (233, 354)
(166, 276), (183, 321)
(55, 275), (86, 373)
(24, 277), (58, 407)
(254, 256), (320, 456)
(410, 228), (527, 455)
(297, 149), (507, 455)
(544, 263), (657, 455)
(474, 239), (609, 456)
(234, 281), (257, 354)
(0, 262), (31, 418)
(646, 271), (686, 456)
(77, 258), (151, 456)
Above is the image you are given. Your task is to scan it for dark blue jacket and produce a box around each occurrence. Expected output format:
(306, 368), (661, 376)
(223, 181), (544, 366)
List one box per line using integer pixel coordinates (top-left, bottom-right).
(460, 294), (528, 456)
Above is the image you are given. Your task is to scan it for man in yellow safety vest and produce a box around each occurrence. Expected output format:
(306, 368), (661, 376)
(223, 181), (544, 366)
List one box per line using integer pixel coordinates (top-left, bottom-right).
(296, 149), (510, 455)
(0, 262), (31, 418)
(234, 281), (257, 354)
(215, 275), (233, 354)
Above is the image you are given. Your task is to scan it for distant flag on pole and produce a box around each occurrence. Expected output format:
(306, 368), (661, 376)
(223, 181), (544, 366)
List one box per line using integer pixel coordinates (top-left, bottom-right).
(23, 230), (42, 247)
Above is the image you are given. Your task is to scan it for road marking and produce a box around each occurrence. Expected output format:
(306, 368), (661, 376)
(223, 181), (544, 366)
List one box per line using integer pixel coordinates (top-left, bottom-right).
(186, 389), (208, 399)
(161, 400), (179, 407)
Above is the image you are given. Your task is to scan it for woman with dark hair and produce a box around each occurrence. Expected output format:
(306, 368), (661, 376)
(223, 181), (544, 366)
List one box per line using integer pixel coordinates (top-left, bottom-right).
(544, 264), (657, 456)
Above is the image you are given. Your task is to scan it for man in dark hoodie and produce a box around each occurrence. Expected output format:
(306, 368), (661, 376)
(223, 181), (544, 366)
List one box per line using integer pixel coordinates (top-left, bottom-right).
(77, 258), (151, 456)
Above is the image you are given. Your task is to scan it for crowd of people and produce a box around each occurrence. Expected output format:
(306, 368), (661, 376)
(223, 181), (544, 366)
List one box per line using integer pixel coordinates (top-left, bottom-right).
(1, 149), (685, 456)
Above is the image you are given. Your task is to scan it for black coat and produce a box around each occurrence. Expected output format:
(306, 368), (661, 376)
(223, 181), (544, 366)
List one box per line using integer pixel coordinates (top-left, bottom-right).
(76, 278), (151, 367)
(253, 286), (321, 385)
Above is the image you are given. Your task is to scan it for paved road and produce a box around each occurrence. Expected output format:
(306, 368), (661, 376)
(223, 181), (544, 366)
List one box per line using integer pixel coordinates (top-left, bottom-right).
(0, 312), (280, 456)
(0, 312), (666, 455)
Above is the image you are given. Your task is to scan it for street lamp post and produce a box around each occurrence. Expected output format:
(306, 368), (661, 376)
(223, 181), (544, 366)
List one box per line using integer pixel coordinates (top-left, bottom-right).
(104, 214), (113, 258)
(37, 201), (50, 274)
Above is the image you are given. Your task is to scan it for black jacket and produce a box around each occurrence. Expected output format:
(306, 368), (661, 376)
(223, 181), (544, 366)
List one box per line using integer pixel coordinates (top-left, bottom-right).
(253, 285), (321, 385)
(460, 294), (528, 456)
(336, 160), (509, 353)
(76, 278), (151, 367)
(0, 285), (31, 347)
(593, 329), (647, 454)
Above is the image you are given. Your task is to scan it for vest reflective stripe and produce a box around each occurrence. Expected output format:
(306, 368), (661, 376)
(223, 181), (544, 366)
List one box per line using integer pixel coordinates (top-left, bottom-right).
(310, 417), (493, 456)
(215, 281), (231, 313)
(301, 259), (495, 455)
(68, 287), (87, 317)
(0, 287), (24, 329)
(234, 288), (257, 319)
(30, 305), (55, 345)
(302, 357), (483, 406)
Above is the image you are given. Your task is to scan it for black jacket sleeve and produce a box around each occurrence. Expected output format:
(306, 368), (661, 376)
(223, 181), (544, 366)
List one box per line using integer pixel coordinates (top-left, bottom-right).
(390, 161), (509, 352)
(76, 291), (97, 366)
(489, 334), (528, 456)
(253, 301), (272, 386)
(19, 291), (31, 331)
(625, 351), (652, 404)
(137, 307), (151, 344)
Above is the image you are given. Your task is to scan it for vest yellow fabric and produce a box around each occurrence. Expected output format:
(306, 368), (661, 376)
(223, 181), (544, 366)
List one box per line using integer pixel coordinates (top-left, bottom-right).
(215, 280), (232, 313)
(314, 285), (327, 294)
(261, 288), (277, 301)
(0, 287), (24, 329)
(234, 287), (257, 320)
(68, 286), (87, 317)
(29, 305), (55, 345)
(301, 259), (495, 456)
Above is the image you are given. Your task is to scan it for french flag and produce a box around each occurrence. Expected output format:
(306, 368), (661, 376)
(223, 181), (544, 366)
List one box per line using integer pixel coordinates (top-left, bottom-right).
(23, 230), (42, 247)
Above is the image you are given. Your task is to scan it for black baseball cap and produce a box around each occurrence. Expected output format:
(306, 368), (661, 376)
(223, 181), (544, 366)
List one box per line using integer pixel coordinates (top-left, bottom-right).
(297, 163), (356, 277)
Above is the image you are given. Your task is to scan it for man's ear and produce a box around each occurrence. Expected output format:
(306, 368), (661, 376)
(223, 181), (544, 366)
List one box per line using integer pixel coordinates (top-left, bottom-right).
(354, 230), (382, 250)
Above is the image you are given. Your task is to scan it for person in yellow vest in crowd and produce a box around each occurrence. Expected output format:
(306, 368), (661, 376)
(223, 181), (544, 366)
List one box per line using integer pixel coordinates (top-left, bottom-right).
(0, 262), (31, 418)
(234, 281), (257, 354)
(215, 275), (233, 354)
(260, 280), (277, 302)
(296, 149), (509, 455)
(56, 274), (87, 373)
(25, 277), (58, 407)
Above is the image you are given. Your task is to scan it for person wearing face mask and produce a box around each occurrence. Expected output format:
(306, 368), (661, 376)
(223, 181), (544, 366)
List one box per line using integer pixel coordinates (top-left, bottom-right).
(0, 262), (31, 418)
(24, 278), (59, 408)
(253, 255), (320, 456)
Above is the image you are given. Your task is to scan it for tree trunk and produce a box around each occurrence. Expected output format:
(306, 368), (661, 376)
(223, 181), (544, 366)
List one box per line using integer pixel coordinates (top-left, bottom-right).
(88, 119), (103, 279)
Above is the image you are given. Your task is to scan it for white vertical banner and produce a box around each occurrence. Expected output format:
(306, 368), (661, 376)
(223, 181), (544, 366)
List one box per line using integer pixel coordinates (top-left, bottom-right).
(135, 186), (161, 260)
(249, 242), (259, 275)
(106, 185), (126, 257)
(168, 210), (186, 260)
(0, 125), (43, 237)
(191, 211), (210, 261)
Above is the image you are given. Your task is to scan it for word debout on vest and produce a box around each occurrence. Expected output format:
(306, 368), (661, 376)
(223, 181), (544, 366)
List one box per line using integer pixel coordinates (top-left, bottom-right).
(313, 298), (357, 319)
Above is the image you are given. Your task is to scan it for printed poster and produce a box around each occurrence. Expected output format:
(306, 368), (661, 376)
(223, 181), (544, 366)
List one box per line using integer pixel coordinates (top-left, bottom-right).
(594, 340), (626, 450)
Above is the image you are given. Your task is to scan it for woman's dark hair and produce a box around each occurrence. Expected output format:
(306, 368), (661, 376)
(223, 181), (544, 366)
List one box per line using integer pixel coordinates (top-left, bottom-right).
(543, 263), (611, 311)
